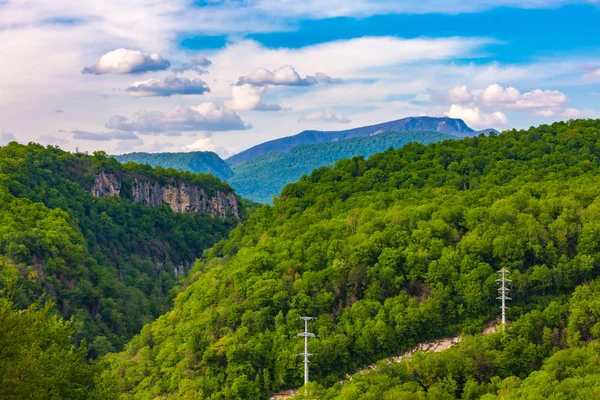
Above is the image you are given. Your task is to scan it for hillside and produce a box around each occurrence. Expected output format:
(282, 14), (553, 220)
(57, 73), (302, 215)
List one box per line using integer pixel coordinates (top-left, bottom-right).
(301, 281), (600, 399)
(101, 119), (600, 399)
(226, 116), (496, 164)
(0, 143), (243, 356)
(229, 130), (457, 203)
(114, 151), (234, 181)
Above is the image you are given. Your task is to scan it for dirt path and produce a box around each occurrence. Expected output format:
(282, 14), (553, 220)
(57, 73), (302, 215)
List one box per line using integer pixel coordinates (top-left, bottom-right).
(269, 321), (500, 400)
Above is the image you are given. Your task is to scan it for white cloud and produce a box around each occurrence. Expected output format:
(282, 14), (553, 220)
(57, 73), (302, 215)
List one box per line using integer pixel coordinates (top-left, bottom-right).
(37, 134), (70, 146)
(445, 104), (508, 129)
(105, 103), (251, 133)
(583, 69), (600, 80)
(218, 37), (489, 80)
(225, 84), (283, 111)
(481, 84), (568, 112)
(433, 83), (578, 120)
(237, 65), (338, 87)
(0, 0), (595, 155)
(82, 49), (170, 75)
(184, 137), (236, 158)
(126, 75), (210, 97)
(248, 0), (583, 18)
(558, 108), (596, 119)
(172, 56), (212, 74)
(71, 130), (140, 141)
(429, 84), (476, 105)
(298, 109), (351, 123)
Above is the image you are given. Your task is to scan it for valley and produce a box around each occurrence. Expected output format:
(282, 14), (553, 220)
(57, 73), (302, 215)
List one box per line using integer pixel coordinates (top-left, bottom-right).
(114, 117), (497, 203)
(3, 2), (599, 399)
(4, 119), (600, 399)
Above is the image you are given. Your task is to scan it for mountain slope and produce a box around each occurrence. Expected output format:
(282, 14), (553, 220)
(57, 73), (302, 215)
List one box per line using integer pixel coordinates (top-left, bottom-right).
(104, 119), (600, 399)
(314, 281), (600, 399)
(0, 143), (243, 356)
(114, 151), (234, 181)
(226, 116), (495, 164)
(229, 130), (456, 203)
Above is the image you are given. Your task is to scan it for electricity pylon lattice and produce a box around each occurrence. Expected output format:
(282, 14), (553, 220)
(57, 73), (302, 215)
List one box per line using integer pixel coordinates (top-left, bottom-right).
(496, 268), (511, 330)
(297, 317), (315, 385)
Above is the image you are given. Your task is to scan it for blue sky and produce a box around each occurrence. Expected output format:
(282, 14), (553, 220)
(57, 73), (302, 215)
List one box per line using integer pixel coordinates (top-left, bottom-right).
(0, 0), (599, 156)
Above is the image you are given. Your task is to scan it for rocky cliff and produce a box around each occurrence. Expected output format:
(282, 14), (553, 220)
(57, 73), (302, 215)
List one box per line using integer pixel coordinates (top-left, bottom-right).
(91, 172), (121, 197)
(91, 172), (239, 219)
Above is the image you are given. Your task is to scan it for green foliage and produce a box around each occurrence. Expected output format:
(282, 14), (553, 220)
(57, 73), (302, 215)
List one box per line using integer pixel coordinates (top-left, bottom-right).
(114, 151), (234, 181)
(0, 295), (116, 400)
(0, 142), (240, 355)
(229, 130), (456, 203)
(104, 119), (600, 399)
(316, 280), (600, 399)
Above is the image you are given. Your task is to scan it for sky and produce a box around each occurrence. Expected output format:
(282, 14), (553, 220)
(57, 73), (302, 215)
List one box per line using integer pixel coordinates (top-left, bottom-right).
(1, 0), (599, 158)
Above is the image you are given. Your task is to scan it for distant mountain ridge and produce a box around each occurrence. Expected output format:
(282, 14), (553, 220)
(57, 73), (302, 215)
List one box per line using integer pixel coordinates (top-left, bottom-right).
(229, 130), (456, 203)
(113, 116), (499, 203)
(114, 151), (234, 181)
(226, 116), (497, 164)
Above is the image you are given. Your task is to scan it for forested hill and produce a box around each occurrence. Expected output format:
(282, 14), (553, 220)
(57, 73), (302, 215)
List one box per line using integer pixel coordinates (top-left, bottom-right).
(229, 130), (456, 203)
(114, 150), (234, 181)
(0, 143), (244, 357)
(102, 119), (600, 399)
(226, 116), (496, 164)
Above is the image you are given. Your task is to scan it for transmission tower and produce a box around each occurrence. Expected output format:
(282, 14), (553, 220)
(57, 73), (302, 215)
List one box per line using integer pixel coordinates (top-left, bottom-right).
(496, 268), (511, 330)
(297, 316), (315, 385)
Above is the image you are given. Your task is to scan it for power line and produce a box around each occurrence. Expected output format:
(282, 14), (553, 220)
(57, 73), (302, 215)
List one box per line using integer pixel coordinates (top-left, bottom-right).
(496, 268), (511, 330)
(297, 316), (315, 386)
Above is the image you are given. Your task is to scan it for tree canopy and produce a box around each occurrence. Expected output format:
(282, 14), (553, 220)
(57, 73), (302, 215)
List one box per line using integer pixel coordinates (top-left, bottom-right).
(0, 143), (242, 356)
(103, 119), (600, 399)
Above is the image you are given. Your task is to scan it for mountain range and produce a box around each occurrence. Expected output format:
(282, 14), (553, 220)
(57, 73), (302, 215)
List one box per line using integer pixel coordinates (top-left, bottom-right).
(114, 151), (234, 181)
(5, 119), (600, 399)
(226, 116), (496, 164)
(114, 116), (498, 203)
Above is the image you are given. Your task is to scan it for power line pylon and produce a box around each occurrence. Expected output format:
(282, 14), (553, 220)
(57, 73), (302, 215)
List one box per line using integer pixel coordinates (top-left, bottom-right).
(496, 268), (511, 331)
(297, 317), (315, 386)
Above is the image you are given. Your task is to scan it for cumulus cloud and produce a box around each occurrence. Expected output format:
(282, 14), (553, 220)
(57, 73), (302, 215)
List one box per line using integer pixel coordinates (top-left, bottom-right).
(126, 75), (210, 97)
(105, 103), (251, 133)
(556, 108), (596, 119)
(237, 65), (340, 86)
(82, 49), (170, 75)
(481, 84), (568, 112)
(172, 56), (212, 74)
(225, 84), (283, 111)
(429, 85), (476, 104)
(432, 83), (586, 122)
(433, 83), (569, 113)
(445, 104), (508, 129)
(298, 109), (351, 123)
(184, 137), (236, 158)
(37, 134), (69, 145)
(72, 130), (139, 141)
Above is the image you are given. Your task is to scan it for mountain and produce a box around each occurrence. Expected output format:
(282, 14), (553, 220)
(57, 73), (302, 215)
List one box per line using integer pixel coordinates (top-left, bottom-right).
(114, 151), (234, 181)
(229, 130), (457, 203)
(226, 116), (496, 164)
(0, 143), (243, 357)
(102, 119), (600, 399)
(108, 118), (497, 203)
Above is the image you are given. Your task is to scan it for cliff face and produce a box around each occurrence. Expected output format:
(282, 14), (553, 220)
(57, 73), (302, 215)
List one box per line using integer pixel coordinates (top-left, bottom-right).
(91, 173), (239, 219)
(91, 172), (121, 197)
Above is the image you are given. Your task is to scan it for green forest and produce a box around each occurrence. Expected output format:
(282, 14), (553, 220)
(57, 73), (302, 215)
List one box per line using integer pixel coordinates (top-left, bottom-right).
(98, 118), (600, 399)
(0, 143), (242, 357)
(114, 151), (234, 181)
(229, 130), (455, 203)
(5, 119), (600, 399)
